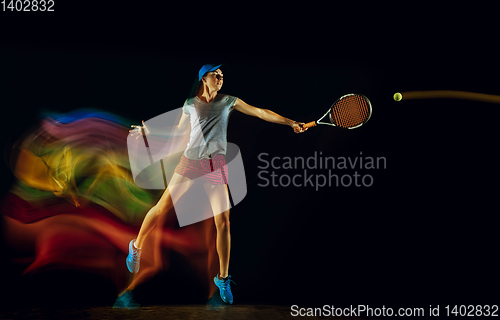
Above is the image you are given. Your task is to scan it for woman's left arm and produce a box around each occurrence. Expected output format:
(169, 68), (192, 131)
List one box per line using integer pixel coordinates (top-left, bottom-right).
(234, 98), (306, 133)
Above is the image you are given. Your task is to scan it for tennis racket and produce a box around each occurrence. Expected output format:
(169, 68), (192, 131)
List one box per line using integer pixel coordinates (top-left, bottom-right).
(130, 122), (167, 188)
(303, 93), (372, 129)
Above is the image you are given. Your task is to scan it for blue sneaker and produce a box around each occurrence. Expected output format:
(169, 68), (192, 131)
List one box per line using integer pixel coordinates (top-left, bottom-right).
(126, 239), (141, 273)
(113, 291), (141, 309)
(213, 274), (235, 304)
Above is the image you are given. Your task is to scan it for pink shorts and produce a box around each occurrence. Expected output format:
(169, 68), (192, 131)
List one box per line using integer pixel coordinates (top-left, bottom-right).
(174, 154), (228, 185)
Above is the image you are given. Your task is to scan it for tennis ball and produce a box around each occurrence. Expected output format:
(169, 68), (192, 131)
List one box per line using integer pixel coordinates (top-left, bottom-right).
(393, 92), (402, 101)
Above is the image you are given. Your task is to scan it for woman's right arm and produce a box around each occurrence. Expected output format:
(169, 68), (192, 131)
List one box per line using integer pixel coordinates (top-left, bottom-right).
(129, 110), (190, 139)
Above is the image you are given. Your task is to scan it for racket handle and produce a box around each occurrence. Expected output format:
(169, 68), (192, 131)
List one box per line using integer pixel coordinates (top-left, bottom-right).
(303, 121), (317, 129)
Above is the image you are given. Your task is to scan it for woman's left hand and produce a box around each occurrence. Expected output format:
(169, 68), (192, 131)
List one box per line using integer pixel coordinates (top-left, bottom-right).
(292, 122), (307, 133)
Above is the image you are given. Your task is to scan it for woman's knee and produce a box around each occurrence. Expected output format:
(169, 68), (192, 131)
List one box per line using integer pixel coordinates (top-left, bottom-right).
(215, 214), (230, 231)
(154, 200), (172, 217)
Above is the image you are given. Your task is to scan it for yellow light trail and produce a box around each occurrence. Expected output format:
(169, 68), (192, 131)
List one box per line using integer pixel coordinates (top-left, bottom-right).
(395, 90), (500, 104)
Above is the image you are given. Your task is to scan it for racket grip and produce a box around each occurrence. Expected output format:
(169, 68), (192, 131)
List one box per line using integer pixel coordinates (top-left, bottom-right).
(303, 121), (317, 129)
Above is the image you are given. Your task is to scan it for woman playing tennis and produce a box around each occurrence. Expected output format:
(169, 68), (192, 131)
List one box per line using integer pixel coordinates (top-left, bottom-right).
(119, 64), (306, 307)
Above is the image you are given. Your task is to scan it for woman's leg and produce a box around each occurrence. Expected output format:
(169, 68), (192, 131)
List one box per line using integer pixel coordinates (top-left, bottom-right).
(135, 173), (194, 249)
(122, 211), (167, 294)
(204, 184), (231, 278)
(119, 173), (194, 296)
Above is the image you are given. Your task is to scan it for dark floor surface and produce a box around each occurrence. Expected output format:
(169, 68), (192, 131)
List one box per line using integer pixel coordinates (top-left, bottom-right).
(1, 304), (375, 320)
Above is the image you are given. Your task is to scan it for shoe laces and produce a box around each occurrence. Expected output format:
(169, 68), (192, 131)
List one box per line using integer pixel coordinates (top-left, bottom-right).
(131, 246), (141, 262)
(219, 277), (236, 290)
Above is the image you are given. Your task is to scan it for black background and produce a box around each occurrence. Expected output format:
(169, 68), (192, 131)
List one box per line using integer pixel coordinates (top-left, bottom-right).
(1, 2), (498, 312)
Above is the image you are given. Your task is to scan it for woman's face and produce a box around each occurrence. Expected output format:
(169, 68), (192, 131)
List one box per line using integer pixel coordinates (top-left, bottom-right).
(203, 69), (223, 92)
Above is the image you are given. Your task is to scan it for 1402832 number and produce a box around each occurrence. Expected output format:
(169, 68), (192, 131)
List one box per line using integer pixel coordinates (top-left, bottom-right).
(1, 0), (54, 11)
(445, 305), (499, 317)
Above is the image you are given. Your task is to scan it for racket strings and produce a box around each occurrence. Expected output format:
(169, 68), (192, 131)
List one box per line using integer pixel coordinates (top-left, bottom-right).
(330, 95), (371, 128)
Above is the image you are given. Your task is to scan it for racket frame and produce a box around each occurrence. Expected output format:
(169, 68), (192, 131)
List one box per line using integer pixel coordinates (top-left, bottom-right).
(315, 93), (372, 129)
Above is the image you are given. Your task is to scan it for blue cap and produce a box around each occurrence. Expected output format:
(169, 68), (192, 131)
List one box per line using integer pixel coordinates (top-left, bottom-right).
(198, 63), (223, 81)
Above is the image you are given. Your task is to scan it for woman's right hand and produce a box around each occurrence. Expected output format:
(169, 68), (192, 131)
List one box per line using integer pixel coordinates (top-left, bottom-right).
(129, 120), (149, 139)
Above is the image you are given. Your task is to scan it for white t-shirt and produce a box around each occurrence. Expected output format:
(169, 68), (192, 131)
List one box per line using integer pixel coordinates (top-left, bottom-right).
(182, 94), (237, 160)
